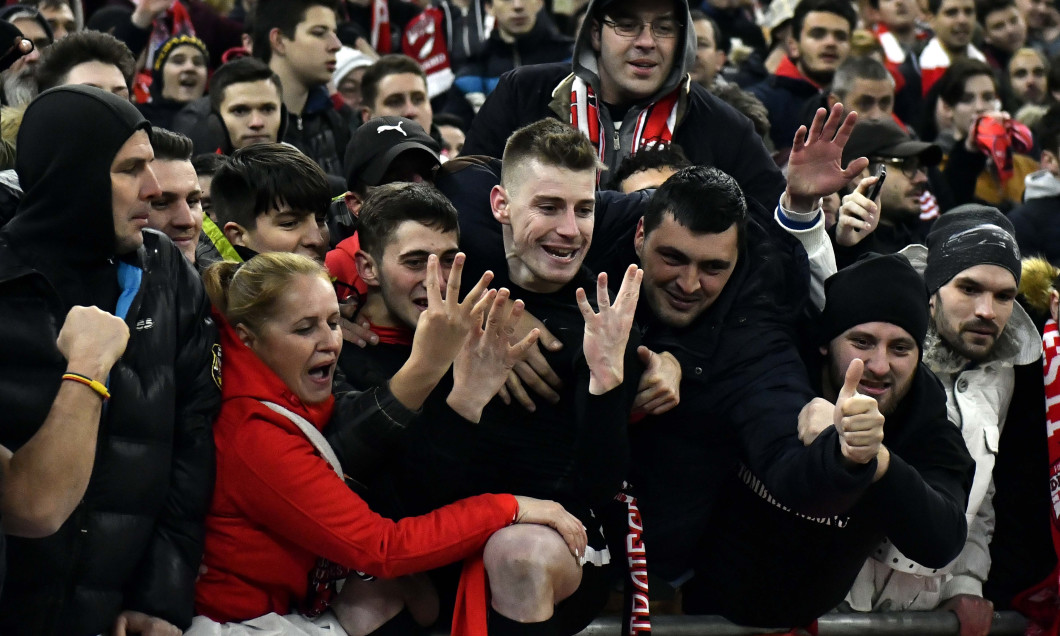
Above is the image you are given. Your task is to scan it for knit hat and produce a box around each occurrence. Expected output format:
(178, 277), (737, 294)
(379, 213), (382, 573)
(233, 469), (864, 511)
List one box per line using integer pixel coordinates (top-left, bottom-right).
(820, 252), (930, 348)
(923, 204), (1021, 293)
(332, 46), (374, 88)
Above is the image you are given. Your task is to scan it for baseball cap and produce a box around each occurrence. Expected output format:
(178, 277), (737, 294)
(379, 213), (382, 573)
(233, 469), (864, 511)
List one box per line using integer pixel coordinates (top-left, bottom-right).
(344, 116), (441, 189)
(841, 119), (943, 167)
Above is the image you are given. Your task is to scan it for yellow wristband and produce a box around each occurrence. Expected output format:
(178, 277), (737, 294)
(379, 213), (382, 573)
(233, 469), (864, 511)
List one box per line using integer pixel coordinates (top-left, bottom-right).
(62, 373), (110, 400)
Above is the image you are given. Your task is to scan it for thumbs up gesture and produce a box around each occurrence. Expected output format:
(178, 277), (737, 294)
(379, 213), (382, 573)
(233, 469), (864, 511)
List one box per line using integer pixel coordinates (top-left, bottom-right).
(834, 359), (886, 465)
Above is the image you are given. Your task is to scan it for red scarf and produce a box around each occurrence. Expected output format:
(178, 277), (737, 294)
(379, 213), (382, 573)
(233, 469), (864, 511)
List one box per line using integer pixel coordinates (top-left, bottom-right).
(569, 76), (680, 167)
(1011, 318), (1060, 634)
(774, 56), (822, 90)
(368, 321), (413, 346)
(402, 7), (454, 98)
(371, 0), (391, 53)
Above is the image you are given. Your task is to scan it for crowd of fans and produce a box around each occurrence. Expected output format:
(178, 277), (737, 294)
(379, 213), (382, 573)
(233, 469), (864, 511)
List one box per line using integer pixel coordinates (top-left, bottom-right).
(1, 0), (1060, 634)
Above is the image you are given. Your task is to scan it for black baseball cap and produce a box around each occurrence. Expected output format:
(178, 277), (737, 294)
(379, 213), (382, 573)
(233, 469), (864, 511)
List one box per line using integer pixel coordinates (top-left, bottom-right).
(841, 119), (943, 168)
(344, 116), (441, 189)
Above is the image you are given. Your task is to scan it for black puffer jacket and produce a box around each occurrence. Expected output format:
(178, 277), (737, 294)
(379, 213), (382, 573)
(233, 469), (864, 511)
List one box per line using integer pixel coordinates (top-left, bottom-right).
(0, 86), (219, 635)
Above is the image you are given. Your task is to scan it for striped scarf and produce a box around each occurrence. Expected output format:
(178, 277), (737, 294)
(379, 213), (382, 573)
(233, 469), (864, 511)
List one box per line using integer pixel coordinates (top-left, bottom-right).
(569, 76), (680, 166)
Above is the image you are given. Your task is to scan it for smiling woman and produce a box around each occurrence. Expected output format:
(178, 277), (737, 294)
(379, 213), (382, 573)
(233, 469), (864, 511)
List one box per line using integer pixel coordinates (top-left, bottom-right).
(191, 253), (587, 634)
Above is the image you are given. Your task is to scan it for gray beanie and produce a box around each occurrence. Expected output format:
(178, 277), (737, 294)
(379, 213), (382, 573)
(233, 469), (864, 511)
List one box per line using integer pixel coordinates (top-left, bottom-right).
(923, 204), (1021, 293)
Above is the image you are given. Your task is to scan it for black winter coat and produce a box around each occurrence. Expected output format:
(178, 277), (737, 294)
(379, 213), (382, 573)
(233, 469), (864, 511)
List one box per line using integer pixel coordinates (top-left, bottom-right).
(460, 62), (787, 216)
(0, 231), (220, 634)
(0, 86), (219, 635)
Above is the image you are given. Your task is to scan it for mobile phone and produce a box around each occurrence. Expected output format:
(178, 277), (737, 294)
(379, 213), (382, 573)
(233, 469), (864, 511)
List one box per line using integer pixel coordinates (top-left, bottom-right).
(865, 164), (887, 201)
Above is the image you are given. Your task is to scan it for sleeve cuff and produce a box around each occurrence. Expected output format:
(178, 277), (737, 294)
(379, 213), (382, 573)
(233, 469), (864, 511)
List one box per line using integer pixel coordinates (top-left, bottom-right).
(775, 194), (823, 230)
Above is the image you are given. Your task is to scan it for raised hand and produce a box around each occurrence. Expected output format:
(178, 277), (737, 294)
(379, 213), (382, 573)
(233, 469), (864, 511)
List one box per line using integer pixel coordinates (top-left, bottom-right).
(447, 289), (541, 423)
(411, 253), (493, 368)
(578, 265), (643, 395)
(786, 104), (870, 211)
(338, 296), (379, 348)
(512, 496), (588, 559)
(836, 173), (883, 247)
(631, 346), (681, 415)
(833, 359), (885, 465)
(58, 306), (131, 380)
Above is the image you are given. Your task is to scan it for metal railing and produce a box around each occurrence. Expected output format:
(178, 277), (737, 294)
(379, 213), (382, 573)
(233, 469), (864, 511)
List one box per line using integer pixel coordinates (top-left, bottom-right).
(568, 611), (1029, 635)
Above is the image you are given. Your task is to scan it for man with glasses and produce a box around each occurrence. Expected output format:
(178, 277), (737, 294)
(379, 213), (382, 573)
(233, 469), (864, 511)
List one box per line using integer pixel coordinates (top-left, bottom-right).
(460, 0), (787, 217)
(832, 119), (944, 257)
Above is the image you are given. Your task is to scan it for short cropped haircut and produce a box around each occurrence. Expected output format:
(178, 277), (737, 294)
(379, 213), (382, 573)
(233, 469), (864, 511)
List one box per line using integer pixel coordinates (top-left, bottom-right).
(690, 9), (731, 54)
(937, 58), (998, 106)
(191, 152), (227, 177)
(976, 0), (1018, 25)
(610, 144), (691, 190)
(210, 143), (331, 229)
(357, 182), (460, 261)
(35, 30), (134, 92)
(151, 127), (194, 162)
(1036, 103), (1060, 156)
(500, 118), (603, 190)
(209, 56), (283, 113)
(792, 0), (857, 39)
(252, 0), (340, 64)
(830, 55), (895, 100)
(361, 54), (428, 109)
(642, 166), (748, 249)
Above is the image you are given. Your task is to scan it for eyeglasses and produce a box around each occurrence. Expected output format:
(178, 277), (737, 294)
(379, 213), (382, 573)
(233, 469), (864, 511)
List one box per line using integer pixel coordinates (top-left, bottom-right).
(601, 16), (683, 39)
(875, 156), (925, 178)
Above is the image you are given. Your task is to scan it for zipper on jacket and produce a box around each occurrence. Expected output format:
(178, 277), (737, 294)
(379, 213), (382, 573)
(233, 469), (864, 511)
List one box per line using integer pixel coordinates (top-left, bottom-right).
(613, 128), (621, 152)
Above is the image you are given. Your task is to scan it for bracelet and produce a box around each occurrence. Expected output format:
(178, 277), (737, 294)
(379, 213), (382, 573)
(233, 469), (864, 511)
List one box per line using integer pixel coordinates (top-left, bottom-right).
(62, 373), (110, 400)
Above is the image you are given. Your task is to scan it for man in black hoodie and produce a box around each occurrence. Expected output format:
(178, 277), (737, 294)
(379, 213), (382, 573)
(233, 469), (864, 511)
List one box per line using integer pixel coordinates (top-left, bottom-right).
(0, 86), (220, 635)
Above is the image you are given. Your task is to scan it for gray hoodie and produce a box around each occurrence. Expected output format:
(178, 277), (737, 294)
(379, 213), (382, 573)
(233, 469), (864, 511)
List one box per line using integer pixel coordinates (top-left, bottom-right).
(565, 0), (699, 173)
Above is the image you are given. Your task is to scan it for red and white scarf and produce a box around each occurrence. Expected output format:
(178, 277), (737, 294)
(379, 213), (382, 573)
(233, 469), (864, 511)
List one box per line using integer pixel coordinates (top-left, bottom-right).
(569, 76), (680, 166)
(371, 0), (391, 54)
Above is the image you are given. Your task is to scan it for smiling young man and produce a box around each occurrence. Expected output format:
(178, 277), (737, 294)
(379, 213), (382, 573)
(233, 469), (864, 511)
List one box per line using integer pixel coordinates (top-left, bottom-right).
(460, 0), (787, 217)
(144, 128), (204, 267)
(750, 0), (855, 150)
(919, 0), (986, 95)
(253, 0), (350, 178)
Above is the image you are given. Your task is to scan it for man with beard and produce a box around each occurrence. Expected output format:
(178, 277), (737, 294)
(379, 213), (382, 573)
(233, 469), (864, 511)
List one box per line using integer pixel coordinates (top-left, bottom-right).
(844, 206), (1041, 636)
(677, 253), (974, 629)
(750, 0), (855, 151)
(0, 5), (52, 105)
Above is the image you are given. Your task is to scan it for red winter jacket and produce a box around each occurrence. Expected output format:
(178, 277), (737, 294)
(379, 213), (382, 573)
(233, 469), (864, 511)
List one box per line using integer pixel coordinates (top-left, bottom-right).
(194, 315), (518, 622)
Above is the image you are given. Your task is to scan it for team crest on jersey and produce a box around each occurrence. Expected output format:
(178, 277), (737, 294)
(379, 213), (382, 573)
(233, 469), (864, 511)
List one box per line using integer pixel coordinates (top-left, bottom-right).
(211, 343), (222, 390)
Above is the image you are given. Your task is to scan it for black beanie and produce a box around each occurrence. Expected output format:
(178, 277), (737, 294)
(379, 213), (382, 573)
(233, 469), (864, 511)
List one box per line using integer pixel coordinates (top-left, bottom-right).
(924, 204), (1021, 294)
(820, 252), (930, 349)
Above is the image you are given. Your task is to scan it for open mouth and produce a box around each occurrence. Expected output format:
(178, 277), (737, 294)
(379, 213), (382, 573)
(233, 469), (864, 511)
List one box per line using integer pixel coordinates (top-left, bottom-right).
(412, 297), (429, 311)
(179, 75), (200, 88)
(858, 379), (890, 396)
(308, 362), (334, 384)
(542, 245), (580, 262)
(629, 60), (657, 76)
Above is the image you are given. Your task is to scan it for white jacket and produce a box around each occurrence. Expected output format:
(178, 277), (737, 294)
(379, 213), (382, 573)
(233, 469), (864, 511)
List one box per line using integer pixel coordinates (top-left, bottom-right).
(774, 209), (1043, 610)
